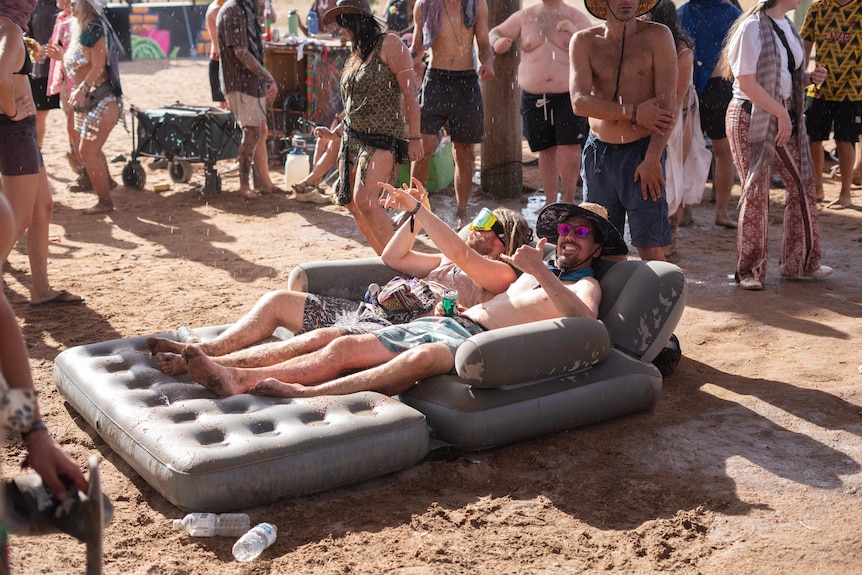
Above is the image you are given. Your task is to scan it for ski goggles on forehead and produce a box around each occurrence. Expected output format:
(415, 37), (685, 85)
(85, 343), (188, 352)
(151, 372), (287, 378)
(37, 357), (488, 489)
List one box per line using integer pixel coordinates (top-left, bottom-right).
(469, 207), (507, 247)
(558, 222), (592, 239)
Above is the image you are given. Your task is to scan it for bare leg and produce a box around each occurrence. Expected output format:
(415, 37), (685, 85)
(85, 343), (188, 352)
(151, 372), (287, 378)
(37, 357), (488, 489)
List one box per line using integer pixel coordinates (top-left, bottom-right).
(153, 327), (343, 375)
(238, 125), (261, 199)
(147, 288), (310, 356)
(558, 144), (582, 205)
(809, 140), (825, 201)
(827, 140), (854, 209)
(252, 342), (456, 398)
(711, 138), (737, 227)
(853, 135), (862, 185)
(410, 133), (437, 188)
(184, 333), (396, 396)
(537, 147), (559, 206)
(453, 141), (475, 224)
(35, 109), (50, 148)
(347, 148), (395, 255)
(79, 101), (120, 214)
(253, 118), (284, 194)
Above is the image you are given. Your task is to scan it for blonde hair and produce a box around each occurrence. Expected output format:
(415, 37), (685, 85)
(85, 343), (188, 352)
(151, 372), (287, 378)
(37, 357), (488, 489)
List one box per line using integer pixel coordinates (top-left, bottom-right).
(76, 0), (99, 30)
(721, 0), (775, 81)
(492, 208), (533, 257)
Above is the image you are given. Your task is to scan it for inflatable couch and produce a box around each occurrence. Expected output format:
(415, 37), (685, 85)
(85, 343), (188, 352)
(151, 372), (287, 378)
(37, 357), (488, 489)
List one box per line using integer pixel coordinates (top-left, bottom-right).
(54, 257), (685, 511)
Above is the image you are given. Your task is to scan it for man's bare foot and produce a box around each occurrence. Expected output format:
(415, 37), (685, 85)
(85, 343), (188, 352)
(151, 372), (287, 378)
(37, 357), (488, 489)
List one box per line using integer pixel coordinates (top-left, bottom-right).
(155, 352), (188, 375)
(146, 336), (187, 355)
(826, 198), (853, 210)
(261, 185), (286, 194)
(678, 205), (693, 227)
(240, 188), (261, 199)
(183, 345), (247, 396)
(249, 378), (307, 398)
(83, 201), (114, 215)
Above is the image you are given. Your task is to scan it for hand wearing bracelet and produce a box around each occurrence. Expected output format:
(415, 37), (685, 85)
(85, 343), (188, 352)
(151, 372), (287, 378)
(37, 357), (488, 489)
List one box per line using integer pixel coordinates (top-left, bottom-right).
(409, 200), (422, 233)
(631, 103), (639, 127)
(22, 420), (49, 446)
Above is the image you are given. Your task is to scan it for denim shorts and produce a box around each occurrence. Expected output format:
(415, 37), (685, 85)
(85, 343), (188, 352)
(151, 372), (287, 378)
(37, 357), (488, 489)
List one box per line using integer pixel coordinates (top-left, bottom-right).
(582, 133), (671, 248)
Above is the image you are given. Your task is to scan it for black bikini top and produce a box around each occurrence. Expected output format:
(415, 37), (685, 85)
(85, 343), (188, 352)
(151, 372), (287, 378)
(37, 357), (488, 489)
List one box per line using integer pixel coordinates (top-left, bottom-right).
(15, 43), (33, 76)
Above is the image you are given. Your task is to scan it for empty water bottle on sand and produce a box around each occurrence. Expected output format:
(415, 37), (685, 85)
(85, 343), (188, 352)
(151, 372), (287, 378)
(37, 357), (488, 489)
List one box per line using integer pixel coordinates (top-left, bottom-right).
(284, 135), (310, 188)
(173, 513), (250, 537)
(232, 522), (277, 562)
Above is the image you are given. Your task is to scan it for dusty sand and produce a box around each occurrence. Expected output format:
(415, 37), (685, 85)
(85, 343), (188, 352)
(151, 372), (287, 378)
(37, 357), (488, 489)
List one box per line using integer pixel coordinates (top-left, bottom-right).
(3, 43), (862, 575)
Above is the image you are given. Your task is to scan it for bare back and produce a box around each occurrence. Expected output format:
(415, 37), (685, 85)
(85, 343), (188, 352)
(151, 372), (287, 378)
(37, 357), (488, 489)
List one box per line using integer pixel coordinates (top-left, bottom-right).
(570, 20), (676, 144)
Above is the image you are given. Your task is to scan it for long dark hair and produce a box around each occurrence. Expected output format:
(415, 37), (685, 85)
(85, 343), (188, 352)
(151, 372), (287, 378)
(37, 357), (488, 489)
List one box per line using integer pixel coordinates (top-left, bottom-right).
(336, 13), (384, 63)
(645, 0), (693, 51)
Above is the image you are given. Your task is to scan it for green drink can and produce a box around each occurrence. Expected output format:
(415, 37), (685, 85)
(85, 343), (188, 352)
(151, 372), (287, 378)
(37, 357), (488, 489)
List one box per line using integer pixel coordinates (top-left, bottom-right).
(441, 289), (459, 317)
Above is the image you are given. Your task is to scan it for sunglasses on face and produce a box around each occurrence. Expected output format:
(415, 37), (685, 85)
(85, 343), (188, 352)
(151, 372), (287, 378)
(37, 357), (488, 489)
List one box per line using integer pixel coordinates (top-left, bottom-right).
(469, 207), (507, 247)
(558, 223), (591, 239)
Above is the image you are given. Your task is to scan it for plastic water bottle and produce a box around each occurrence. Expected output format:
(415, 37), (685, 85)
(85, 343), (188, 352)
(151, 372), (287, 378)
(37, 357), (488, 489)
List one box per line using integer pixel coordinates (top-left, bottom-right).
(173, 513), (250, 537)
(364, 282), (381, 306)
(232, 522), (277, 562)
(307, 10), (319, 36)
(264, 0), (273, 41)
(284, 135), (310, 188)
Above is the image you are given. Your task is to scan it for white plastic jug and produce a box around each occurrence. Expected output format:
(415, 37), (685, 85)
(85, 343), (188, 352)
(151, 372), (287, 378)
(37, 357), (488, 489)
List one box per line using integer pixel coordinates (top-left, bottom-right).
(284, 136), (310, 188)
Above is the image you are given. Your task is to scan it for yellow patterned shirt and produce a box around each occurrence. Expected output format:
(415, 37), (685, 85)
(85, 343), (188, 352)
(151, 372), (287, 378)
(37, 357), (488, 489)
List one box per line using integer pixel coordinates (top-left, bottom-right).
(800, 0), (862, 100)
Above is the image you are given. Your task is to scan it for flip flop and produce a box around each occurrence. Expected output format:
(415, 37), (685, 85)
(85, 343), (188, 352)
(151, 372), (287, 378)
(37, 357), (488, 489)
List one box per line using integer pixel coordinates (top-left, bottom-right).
(30, 290), (85, 307)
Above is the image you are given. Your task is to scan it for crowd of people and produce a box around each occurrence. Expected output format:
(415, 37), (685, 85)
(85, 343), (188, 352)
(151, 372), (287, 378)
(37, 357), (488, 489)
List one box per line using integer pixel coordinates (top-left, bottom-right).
(0, 0), (859, 559)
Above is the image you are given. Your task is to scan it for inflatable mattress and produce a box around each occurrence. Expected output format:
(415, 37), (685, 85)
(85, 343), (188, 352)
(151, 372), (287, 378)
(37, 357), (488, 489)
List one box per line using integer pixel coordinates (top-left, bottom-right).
(53, 326), (430, 512)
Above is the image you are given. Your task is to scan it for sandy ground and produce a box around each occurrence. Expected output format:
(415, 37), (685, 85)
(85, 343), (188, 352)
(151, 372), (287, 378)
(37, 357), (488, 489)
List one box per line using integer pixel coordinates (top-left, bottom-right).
(3, 52), (862, 575)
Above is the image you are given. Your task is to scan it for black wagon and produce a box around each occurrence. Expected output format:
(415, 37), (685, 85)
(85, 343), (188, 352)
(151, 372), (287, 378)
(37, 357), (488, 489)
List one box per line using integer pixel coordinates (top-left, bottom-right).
(122, 103), (242, 194)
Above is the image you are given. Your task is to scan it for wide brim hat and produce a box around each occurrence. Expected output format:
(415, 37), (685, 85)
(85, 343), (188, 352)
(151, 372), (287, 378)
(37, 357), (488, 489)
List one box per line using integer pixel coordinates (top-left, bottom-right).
(584, 0), (660, 21)
(322, 0), (385, 27)
(536, 202), (628, 256)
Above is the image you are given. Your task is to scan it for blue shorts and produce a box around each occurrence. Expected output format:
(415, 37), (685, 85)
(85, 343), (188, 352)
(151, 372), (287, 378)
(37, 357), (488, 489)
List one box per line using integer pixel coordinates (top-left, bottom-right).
(374, 316), (486, 356)
(582, 133), (671, 248)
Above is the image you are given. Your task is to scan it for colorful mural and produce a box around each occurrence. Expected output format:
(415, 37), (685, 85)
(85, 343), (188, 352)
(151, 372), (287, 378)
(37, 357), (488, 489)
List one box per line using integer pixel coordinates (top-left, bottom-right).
(110, 2), (209, 61)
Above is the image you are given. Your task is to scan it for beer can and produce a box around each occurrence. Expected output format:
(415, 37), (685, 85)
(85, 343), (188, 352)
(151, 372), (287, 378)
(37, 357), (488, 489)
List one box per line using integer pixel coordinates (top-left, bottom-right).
(154, 183), (171, 193)
(441, 289), (459, 317)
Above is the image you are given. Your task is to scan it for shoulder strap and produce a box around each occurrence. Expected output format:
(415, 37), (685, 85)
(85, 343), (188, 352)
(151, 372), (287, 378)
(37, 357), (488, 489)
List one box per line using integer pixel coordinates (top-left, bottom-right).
(769, 18), (796, 77)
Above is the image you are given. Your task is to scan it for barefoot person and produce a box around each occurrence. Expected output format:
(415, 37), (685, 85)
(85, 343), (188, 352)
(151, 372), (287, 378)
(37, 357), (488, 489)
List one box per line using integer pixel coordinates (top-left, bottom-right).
(570, 0), (676, 262)
(800, 0), (861, 210)
(1, 0), (84, 306)
(410, 0), (495, 224)
(489, 0), (592, 206)
(65, 0), (123, 215)
(147, 179), (532, 375)
(217, 0), (282, 198)
(180, 202), (625, 397)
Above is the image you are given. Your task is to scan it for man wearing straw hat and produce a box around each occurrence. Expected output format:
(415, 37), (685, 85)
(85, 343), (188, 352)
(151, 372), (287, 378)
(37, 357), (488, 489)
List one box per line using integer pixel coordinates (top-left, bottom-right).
(569, 0), (677, 261)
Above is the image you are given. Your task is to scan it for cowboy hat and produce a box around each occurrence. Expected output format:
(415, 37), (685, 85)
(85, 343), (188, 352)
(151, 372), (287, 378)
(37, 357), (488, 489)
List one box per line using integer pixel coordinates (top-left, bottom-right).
(584, 0), (661, 21)
(535, 202), (628, 256)
(322, 0), (386, 27)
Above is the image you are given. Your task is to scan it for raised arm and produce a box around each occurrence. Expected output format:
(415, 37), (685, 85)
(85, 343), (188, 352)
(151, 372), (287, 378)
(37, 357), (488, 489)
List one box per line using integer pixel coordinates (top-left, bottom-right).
(501, 239), (601, 319)
(380, 182), (518, 294)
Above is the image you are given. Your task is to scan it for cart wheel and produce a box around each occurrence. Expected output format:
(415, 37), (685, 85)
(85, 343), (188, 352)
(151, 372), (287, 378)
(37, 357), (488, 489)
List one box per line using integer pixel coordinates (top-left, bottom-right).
(122, 162), (147, 189)
(169, 160), (194, 184)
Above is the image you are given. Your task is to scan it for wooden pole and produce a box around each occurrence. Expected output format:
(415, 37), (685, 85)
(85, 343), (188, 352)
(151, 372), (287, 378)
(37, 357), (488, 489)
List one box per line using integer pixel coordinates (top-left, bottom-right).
(480, 0), (522, 199)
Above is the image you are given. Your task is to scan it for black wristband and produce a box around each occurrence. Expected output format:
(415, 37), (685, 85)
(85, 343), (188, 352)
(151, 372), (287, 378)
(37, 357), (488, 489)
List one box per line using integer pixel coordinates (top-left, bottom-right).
(22, 420), (47, 439)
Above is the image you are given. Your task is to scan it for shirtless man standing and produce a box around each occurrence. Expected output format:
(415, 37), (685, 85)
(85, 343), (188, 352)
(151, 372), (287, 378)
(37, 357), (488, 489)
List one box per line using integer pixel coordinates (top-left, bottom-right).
(410, 0), (495, 224)
(181, 201), (627, 398)
(489, 0), (592, 206)
(570, 0), (676, 261)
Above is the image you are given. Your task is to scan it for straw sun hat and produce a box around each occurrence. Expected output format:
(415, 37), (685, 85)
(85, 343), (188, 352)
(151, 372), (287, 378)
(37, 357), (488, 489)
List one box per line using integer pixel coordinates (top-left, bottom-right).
(583, 0), (661, 20)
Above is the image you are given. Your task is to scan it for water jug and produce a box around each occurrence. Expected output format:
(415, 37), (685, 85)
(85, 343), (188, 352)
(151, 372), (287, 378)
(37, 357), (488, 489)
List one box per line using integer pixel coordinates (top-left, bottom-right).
(284, 135), (310, 188)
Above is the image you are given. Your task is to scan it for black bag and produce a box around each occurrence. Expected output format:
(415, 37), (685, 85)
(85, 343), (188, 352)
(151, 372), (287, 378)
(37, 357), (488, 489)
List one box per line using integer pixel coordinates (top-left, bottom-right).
(73, 81), (115, 113)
